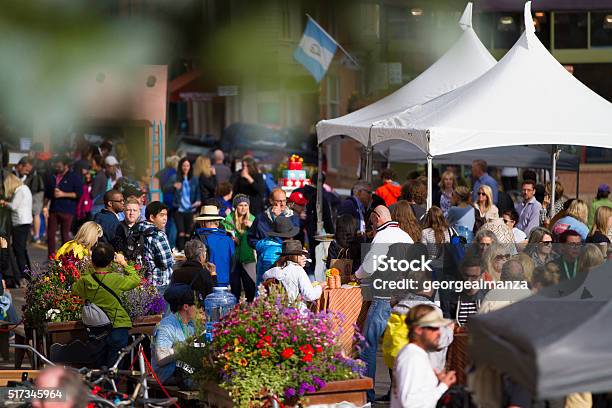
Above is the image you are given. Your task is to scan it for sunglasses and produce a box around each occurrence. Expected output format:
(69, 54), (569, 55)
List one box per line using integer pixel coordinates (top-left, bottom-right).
(540, 240), (552, 245)
(494, 254), (511, 261)
(477, 192), (487, 196)
(502, 219), (512, 224)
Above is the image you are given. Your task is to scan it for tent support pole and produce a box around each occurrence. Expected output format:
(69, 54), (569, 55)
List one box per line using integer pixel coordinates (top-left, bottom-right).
(576, 160), (580, 199)
(316, 144), (324, 235)
(365, 127), (373, 183)
(426, 155), (433, 210)
(550, 145), (558, 217)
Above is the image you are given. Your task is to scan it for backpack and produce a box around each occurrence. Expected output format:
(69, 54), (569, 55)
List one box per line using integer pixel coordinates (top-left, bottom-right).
(124, 224), (150, 263)
(444, 227), (467, 280)
(82, 274), (126, 340)
(437, 385), (476, 408)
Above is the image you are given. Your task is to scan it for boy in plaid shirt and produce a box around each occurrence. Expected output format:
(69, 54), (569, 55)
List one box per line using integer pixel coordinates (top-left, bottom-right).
(139, 201), (174, 293)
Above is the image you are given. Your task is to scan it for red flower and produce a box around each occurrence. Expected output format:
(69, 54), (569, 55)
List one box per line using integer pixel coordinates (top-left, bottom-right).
(261, 349), (270, 358)
(260, 327), (267, 335)
(134, 264), (142, 271)
(301, 353), (313, 363)
(280, 348), (294, 359)
(59, 273), (66, 283)
(299, 344), (314, 355)
(263, 335), (272, 344)
(315, 345), (323, 353)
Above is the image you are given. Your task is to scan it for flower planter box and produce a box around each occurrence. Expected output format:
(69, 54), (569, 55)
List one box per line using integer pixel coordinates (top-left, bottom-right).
(200, 377), (373, 407)
(33, 315), (163, 367)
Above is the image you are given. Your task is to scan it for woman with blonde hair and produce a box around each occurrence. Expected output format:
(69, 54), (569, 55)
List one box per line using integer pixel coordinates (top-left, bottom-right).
(552, 199), (589, 241)
(473, 185), (498, 222)
(481, 243), (512, 281)
(586, 205), (611, 244)
(391, 200), (422, 242)
(578, 243), (605, 273)
(55, 221), (103, 260)
(193, 155), (217, 201)
(0, 174), (33, 286)
(437, 170), (457, 214)
(222, 194), (256, 301)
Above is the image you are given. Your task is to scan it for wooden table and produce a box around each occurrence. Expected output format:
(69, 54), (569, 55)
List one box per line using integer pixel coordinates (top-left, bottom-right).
(312, 286), (364, 354)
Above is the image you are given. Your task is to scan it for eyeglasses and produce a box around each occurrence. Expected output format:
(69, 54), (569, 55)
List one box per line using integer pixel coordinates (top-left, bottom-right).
(502, 219), (512, 224)
(477, 192), (487, 196)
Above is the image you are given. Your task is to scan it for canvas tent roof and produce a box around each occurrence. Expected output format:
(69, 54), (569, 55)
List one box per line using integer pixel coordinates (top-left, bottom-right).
(316, 3), (496, 146)
(375, 142), (579, 170)
(371, 2), (612, 155)
(468, 260), (612, 398)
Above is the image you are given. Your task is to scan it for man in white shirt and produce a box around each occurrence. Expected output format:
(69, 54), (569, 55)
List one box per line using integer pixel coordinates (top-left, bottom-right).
(392, 304), (456, 408)
(356, 205), (413, 402)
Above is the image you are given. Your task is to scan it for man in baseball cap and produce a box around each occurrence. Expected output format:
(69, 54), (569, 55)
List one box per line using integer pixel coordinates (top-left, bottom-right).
(391, 304), (455, 408)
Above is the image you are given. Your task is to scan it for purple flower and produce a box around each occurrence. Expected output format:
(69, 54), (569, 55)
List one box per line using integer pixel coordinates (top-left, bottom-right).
(312, 376), (326, 389)
(284, 388), (296, 399)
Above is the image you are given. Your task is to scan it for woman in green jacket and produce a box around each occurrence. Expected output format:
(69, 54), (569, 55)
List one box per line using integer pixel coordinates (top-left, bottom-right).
(222, 194), (256, 301)
(73, 242), (140, 367)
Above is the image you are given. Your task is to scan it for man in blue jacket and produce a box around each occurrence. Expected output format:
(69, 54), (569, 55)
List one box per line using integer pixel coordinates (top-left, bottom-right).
(247, 188), (300, 248)
(193, 205), (235, 287)
(44, 157), (82, 256)
(93, 189), (124, 244)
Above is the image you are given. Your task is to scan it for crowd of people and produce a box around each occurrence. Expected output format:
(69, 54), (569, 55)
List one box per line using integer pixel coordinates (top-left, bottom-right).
(0, 142), (611, 407)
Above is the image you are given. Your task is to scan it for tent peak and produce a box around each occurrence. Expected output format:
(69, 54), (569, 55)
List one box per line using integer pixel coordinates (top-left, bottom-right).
(459, 2), (473, 30)
(524, 1), (536, 46)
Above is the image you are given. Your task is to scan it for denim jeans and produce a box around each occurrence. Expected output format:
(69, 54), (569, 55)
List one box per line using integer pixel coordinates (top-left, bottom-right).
(359, 298), (391, 402)
(95, 328), (129, 368)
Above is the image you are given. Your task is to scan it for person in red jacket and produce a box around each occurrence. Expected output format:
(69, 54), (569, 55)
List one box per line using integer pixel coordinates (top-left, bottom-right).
(375, 168), (401, 207)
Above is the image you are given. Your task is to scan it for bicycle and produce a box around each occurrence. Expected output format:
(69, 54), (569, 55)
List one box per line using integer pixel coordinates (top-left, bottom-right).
(8, 335), (177, 408)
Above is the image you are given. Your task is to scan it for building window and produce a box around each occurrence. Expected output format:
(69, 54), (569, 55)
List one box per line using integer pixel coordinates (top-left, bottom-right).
(360, 3), (380, 39)
(554, 12), (588, 49)
(322, 73), (340, 119)
(590, 12), (612, 47)
(326, 143), (341, 171)
(533, 11), (550, 49)
(493, 12), (522, 49)
(385, 5), (429, 41)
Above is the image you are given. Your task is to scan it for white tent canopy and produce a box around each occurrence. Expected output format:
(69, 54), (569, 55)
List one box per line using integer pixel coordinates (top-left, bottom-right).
(316, 3), (496, 146)
(371, 2), (612, 156)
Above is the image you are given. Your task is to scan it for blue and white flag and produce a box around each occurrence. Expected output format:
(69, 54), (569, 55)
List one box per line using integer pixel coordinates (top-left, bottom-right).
(294, 17), (338, 82)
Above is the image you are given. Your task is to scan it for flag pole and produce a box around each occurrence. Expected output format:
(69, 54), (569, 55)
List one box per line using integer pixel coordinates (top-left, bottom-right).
(305, 14), (360, 68)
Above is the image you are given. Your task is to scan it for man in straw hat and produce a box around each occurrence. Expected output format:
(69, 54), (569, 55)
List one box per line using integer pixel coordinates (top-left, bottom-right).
(193, 205), (235, 288)
(391, 304), (456, 408)
(255, 215), (300, 286)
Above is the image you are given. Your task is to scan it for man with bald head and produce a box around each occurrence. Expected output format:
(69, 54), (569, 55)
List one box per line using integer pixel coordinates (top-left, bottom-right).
(212, 149), (231, 183)
(356, 205), (413, 402)
(32, 367), (88, 408)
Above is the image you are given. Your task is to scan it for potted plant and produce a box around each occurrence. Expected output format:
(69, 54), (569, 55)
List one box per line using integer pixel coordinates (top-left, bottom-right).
(177, 285), (370, 408)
